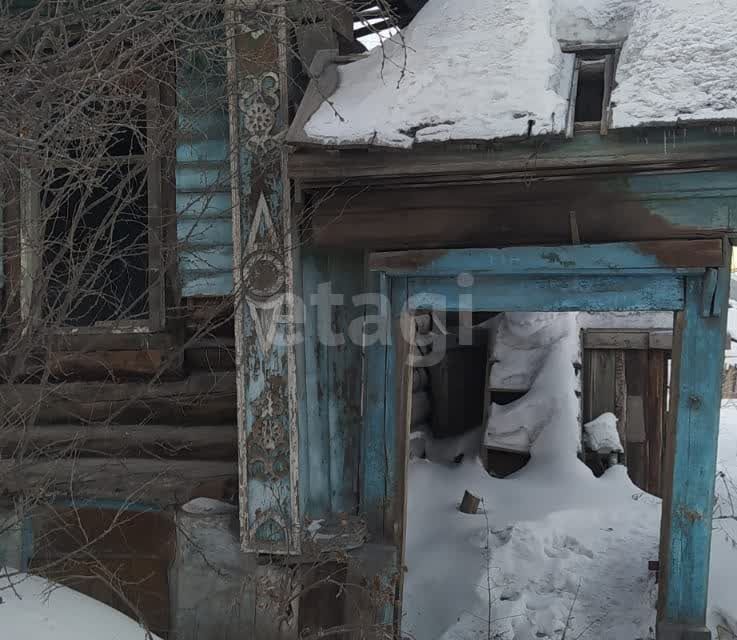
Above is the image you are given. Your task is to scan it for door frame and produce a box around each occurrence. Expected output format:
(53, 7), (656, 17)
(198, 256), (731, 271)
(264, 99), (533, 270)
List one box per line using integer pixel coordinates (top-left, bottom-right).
(364, 239), (730, 640)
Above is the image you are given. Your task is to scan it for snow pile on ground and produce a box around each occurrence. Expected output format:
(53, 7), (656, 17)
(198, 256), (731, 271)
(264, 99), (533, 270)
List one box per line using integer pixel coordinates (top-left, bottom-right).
(404, 452), (660, 639)
(305, 0), (572, 147)
(0, 571), (161, 640)
(405, 310), (737, 640)
(710, 404), (737, 636)
(584, 413), (623, 454)
(486, 313), (579, 454)
(611, 0), (737, 128)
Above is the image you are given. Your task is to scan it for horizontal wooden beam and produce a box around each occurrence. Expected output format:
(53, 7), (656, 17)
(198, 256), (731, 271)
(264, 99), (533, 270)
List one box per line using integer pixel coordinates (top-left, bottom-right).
(46, 332), (177, 352)
(289, 130), (737, 184)
(306, 172), (737, 250)
(583, 330), (674, 351)
(0, 424), (238, 460)
(1, 458), (238, 505)
(406, 274), (686, 313)
(370, 241), (723, 276)
(0, 372), (237, 425)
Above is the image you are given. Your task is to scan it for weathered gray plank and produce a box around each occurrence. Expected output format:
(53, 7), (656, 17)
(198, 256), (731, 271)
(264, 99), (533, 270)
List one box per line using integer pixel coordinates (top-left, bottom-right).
(1, 458), (238, 505)
(584, 331), (650, 350)
(1, 424), (237, 460)
(0, 372), (237, 425)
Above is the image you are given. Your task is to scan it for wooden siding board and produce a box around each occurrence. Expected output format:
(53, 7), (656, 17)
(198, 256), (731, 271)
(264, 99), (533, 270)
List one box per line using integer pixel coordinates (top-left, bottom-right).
(300, 248), (332, 518)
(407, 275), (686, 313)
(584, 350), (617, 423)
(659, 273), (730, 630)
(176, 57), (233, 297)
(362, 271), (390, 539)
(647, 350), (667, 496)
(327, 252), (365, 514)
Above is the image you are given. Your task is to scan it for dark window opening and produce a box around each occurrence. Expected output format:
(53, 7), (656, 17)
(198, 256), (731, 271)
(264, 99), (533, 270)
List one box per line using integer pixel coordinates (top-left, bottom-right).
(574, 60), (606, 123)
(40, 88), (154, 327)
(42, 163), (149, 327)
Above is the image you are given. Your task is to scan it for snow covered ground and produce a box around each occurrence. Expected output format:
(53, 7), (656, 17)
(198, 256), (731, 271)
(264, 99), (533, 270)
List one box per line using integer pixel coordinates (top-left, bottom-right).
(0, 571), (161, 640)
(404, 403), (737, 639)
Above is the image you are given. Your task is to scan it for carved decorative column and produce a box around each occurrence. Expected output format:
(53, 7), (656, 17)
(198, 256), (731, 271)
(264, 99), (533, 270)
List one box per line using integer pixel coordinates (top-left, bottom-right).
(227, 3), (300, 555)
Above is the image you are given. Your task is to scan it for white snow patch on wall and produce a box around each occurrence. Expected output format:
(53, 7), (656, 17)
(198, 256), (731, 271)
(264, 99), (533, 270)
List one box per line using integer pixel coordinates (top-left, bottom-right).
(611, 0), (737, 128)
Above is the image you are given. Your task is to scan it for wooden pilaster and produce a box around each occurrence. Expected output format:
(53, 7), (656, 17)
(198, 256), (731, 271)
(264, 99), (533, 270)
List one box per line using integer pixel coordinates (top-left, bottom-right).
(227, 4), (300, 554)
(658, 264), (731, 639)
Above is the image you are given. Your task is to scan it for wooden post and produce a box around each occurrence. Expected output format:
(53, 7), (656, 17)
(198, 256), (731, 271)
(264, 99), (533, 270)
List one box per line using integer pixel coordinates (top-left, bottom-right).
(227, 6), (300, 554)
(658, 270), (730, 640)
(646, 350), (666, 497)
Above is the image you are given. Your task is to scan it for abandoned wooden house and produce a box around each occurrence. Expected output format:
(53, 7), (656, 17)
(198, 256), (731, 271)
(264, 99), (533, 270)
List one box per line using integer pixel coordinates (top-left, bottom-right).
(1, 0), (737, 638)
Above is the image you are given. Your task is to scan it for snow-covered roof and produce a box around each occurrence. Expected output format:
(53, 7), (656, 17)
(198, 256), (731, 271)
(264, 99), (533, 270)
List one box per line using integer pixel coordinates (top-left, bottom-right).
(611, 0), (737, 128)
(301, 0), (737, 148)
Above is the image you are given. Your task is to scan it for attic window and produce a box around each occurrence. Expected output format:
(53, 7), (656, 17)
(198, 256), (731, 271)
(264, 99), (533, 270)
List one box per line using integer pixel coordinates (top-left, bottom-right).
(566, 49), (617, 136)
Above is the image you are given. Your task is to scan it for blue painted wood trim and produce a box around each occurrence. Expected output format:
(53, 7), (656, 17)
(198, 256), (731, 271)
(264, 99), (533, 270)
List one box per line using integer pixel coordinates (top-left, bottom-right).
(295, 248), (365, 519)
(327, 252), (365, 515)
(370, 241), (719, 277)
(52, 498), (160, 513)
(386, 278), (408, 541)
(407, 274), (685, 312)
(176, 51), (233, 297)
(661, 271), (730, 628)
(300, 249), (331, 519)
(362, 271), (391, 539)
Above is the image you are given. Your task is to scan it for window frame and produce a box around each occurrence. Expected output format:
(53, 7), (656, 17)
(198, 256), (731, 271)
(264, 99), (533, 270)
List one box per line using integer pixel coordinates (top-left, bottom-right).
(17, 76), (174, 335)
(564, 45), (620, 138)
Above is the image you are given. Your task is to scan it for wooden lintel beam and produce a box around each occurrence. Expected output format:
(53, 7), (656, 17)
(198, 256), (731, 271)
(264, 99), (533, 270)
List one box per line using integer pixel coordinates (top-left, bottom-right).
(369, 240), (724, 276)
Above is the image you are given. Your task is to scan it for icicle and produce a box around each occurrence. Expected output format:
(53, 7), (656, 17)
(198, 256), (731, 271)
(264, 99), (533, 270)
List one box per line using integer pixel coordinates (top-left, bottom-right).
(663, 129), (667, 155)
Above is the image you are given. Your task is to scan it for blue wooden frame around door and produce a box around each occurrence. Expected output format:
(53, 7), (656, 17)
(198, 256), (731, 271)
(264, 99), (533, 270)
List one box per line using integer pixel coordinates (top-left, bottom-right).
(363, 240), (730, 640)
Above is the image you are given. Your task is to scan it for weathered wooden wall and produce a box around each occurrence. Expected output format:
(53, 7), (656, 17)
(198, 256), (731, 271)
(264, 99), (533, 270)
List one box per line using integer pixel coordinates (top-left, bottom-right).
(583, 339), (670, 496)
(0, 311), (239, 505)
(305, 171), (737, 250)
(298, 247), (364, 519)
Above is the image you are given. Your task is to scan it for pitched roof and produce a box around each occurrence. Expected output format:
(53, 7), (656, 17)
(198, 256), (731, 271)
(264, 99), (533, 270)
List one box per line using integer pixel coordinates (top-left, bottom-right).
(298, 0), (737, 148)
